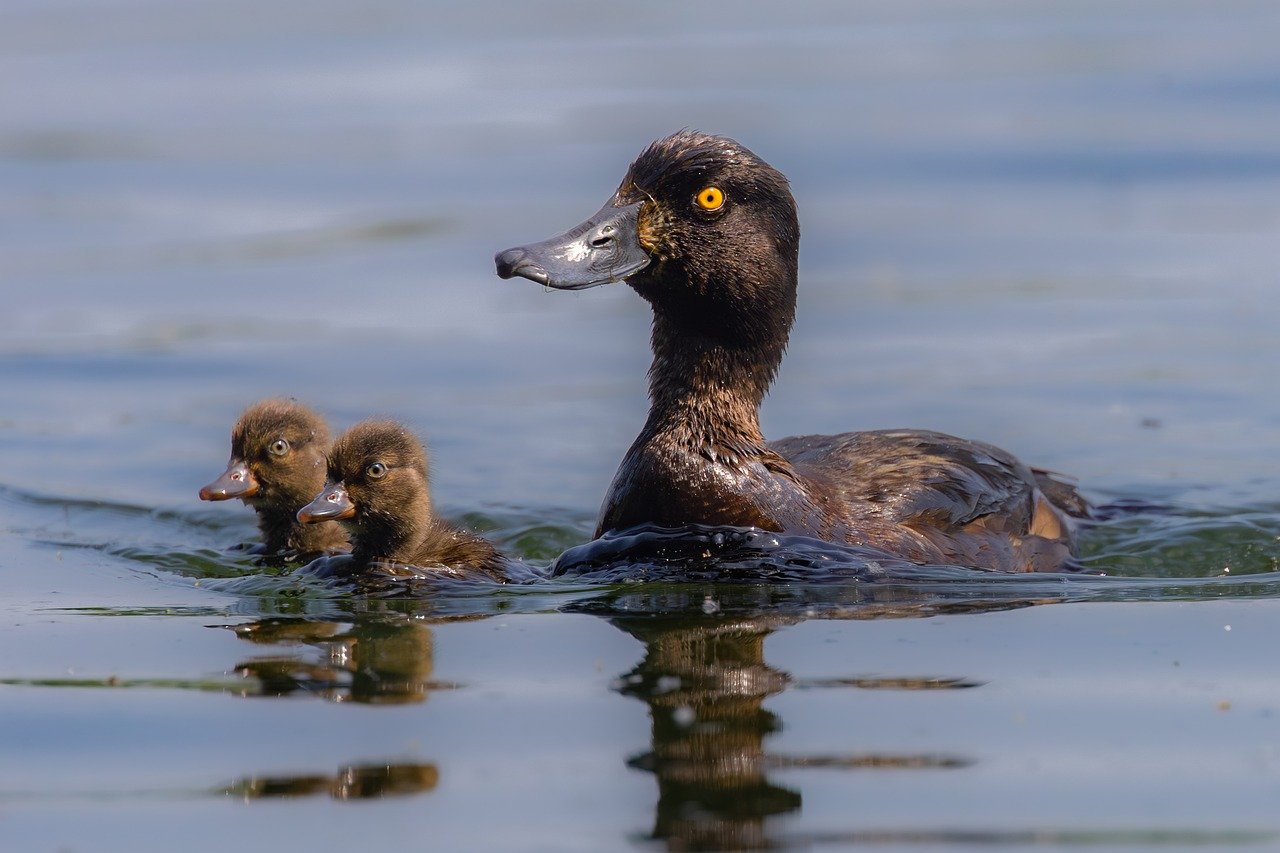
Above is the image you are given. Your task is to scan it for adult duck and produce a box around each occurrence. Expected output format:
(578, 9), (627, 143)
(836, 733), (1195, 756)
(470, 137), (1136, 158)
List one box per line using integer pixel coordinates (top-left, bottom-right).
(297, 419), (507, 581)
(496, 131), (1087, 572)
(200, 398), (349, 560)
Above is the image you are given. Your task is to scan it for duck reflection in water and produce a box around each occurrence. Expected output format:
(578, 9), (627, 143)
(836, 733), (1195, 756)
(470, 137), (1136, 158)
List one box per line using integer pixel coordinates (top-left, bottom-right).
(603, 599), (981, 851)
(224, 610), (474, 705)
(223, 761), (439, 801)
(616, 615), (801, 848)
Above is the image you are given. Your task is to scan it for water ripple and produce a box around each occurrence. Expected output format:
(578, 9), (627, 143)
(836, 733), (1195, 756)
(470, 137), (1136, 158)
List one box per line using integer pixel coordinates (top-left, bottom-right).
(7, 482), (1280, 619)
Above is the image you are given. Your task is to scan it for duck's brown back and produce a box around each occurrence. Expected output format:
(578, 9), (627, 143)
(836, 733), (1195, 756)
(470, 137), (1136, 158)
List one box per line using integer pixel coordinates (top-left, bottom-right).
(769, 429), (1086, 573)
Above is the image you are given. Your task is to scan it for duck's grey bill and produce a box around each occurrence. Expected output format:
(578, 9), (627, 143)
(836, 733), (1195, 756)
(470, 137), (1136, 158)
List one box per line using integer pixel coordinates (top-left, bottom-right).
(494, 202), (650, 290)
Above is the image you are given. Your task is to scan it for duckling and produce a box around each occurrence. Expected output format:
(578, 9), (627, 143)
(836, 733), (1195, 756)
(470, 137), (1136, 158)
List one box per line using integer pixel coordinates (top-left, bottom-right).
(199, 398), (348, 560)
(496, 131), (1087, 573)
(296, 419), (506, 581)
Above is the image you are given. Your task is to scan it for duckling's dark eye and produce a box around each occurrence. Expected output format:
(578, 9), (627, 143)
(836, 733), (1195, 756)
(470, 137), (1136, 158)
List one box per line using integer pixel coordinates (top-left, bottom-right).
(694, 186), (725, 212)
(268, 439), (290, 457)
(366, 461), (388, 480)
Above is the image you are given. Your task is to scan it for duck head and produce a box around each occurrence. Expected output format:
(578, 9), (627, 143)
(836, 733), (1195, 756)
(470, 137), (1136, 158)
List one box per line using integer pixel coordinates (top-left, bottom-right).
(496, 130), (799, 342)
(200, 399), (330, 513)
(297, 420), (432, 548)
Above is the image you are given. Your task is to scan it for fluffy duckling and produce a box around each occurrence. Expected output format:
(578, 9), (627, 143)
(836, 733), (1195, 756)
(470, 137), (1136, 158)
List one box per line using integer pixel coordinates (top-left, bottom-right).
(296, 419), (506, 581)
(200, 398), (348, 559)
(496, 131), (1087, 573)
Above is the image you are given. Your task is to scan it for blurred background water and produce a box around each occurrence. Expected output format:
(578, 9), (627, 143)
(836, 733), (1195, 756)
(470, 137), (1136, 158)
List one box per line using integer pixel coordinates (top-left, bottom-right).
(4, 1), (1280, 849)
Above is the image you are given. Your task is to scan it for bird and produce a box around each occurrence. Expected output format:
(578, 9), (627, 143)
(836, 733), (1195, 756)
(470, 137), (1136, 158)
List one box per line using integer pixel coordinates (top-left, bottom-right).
(200, 398), (348, 560)
(296, 419), (507, 581)
(496, 130), (1087, 572)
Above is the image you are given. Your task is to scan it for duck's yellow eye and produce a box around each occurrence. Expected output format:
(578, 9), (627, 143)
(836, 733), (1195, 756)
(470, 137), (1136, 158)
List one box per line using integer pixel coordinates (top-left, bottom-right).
(695, 186), (724, 211)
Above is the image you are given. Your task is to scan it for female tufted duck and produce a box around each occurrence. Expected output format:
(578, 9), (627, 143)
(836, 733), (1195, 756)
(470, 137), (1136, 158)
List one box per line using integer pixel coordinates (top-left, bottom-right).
(296, 419), (506, 581)
(496, 131), (1087, 573)
(200, 398), (348, 560)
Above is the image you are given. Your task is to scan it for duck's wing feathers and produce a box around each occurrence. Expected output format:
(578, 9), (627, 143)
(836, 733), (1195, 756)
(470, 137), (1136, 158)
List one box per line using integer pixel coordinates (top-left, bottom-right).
(769, 429), (1054, 533)
(1030, 467), (1092, 520)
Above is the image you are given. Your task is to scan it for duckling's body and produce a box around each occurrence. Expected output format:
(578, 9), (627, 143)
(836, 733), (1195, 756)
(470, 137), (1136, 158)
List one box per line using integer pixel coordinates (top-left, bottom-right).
(200, 399), (348, 560)
(297, 420), (506, 581)
(497, 131), (1087, 573)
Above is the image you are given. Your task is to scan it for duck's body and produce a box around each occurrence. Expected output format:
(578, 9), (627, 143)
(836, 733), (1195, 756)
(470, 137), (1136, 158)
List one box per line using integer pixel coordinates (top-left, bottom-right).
(200, 399), (349, 560)
(496, 131), (1086, 573)
(297, 420), (506, 581)
(605, 425), (1077, 573)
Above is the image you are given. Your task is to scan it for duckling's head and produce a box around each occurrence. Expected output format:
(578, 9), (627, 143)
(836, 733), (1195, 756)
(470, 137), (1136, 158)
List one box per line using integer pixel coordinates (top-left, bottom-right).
(297, 420), (431, 534)
(200, 398), (330, 512)
(496, 131), (799, 341)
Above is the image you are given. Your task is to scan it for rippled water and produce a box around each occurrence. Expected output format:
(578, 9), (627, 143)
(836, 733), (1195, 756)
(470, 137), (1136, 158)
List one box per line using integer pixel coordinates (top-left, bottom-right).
(5, 0), (1280, 849)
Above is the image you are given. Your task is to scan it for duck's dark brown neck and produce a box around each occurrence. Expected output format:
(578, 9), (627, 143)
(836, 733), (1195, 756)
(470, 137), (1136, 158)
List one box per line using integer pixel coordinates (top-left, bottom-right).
(599, 216), (802, 535)
(596, 294), (807, 536)
(640, 297), (791, 463)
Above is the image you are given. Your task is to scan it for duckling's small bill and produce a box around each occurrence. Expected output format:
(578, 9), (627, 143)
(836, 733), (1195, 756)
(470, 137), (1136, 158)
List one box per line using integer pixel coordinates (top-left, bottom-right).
(495, 201), (649, 290)
(298, 483), (356, 523)
(200, 459), (258, 501)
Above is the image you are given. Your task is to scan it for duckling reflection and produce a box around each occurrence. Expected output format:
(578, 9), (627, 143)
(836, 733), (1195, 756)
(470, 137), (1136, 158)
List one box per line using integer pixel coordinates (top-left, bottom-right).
(608, 610), (974, 851)
(226, 614), (465, 705)
(224, 762), (438, 801)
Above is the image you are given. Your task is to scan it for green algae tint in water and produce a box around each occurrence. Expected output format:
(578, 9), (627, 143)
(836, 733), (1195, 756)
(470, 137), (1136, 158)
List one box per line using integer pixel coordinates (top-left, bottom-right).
(6, 0), (1280, 849)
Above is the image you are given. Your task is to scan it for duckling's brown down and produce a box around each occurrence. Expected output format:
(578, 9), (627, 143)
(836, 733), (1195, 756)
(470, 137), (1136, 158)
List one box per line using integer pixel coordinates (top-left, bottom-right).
(297, 419), (506, 581)
(200, 398), (349, 559)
